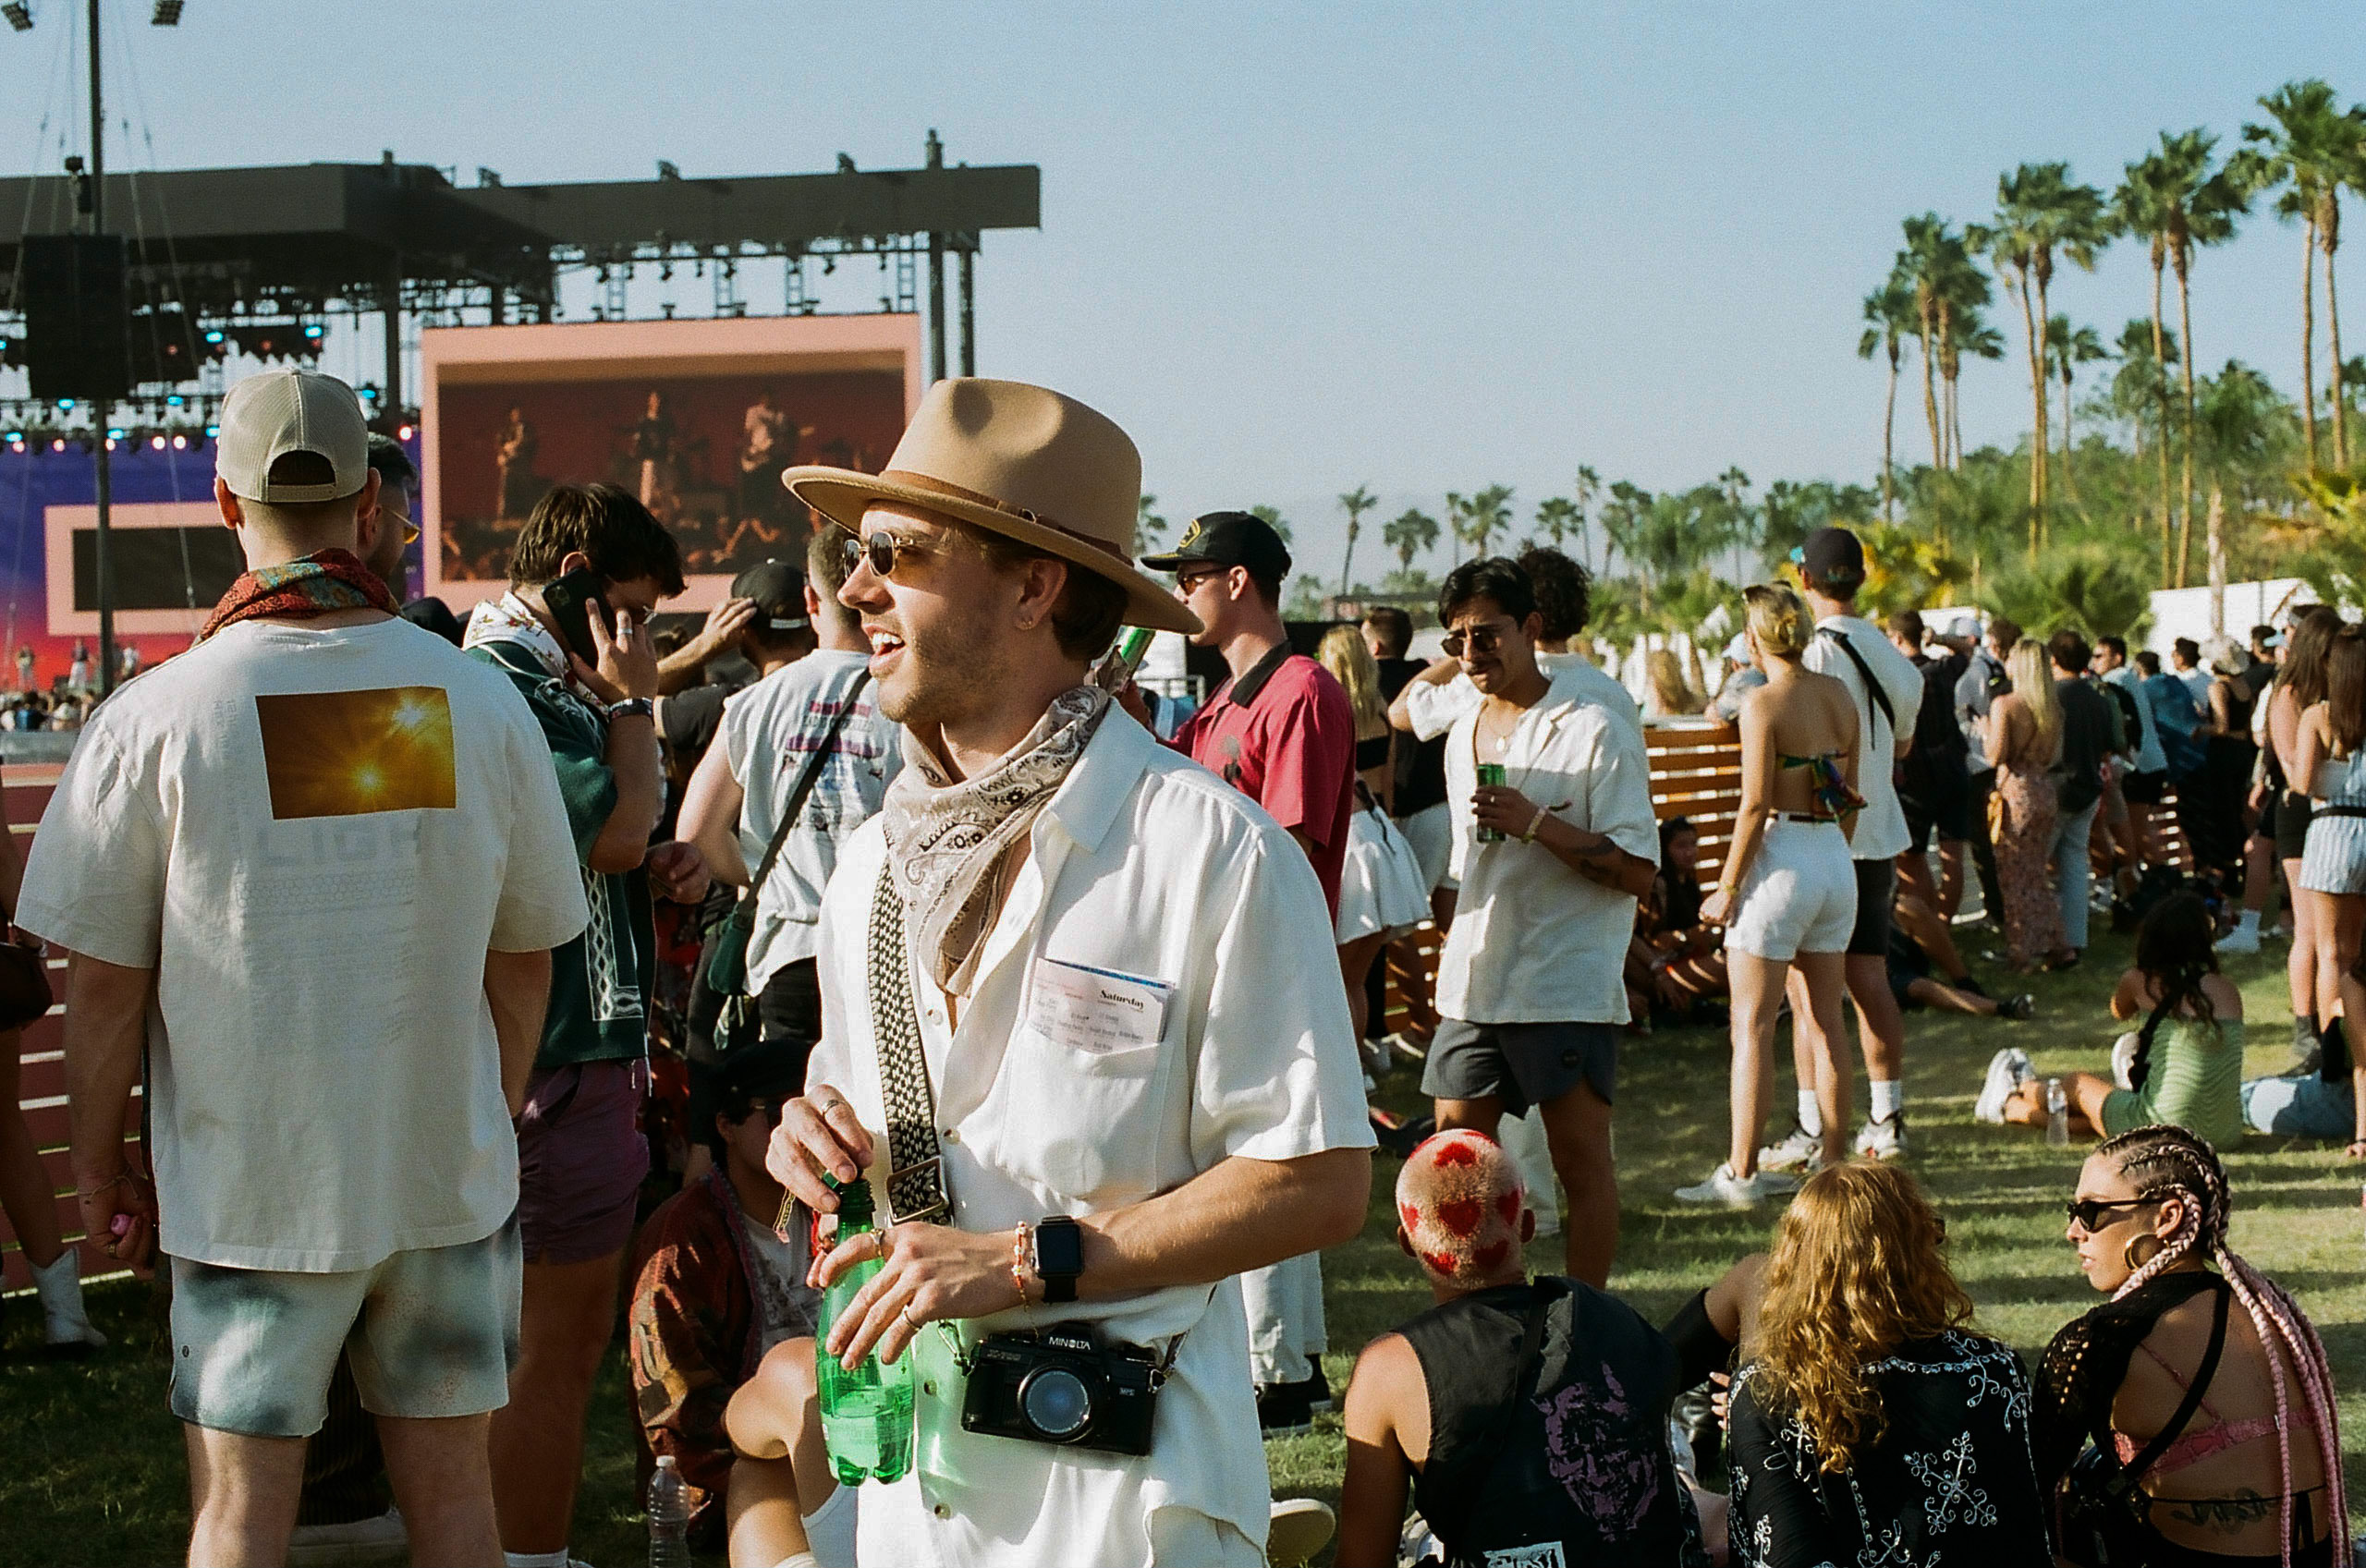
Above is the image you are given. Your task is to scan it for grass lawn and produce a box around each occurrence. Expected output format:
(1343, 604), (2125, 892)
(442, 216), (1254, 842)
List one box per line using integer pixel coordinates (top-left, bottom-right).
(6, 921), (2363, 1566)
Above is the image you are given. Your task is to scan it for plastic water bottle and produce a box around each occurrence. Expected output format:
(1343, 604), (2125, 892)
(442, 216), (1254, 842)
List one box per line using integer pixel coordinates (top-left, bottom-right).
(647, 1453), (689, 1568)
(816, 1175), (915, 1485)
(2045, 1077), (2070, 1147)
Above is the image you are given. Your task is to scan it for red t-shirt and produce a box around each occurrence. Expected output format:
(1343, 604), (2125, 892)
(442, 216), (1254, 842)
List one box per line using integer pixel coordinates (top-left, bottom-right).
(1172, 645), (1357, 918)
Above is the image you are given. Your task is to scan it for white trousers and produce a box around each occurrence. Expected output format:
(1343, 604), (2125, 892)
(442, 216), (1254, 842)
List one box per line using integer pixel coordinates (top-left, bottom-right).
(1242, 1253), (1326, 1386)
(1497, 1107), (1562, 1236)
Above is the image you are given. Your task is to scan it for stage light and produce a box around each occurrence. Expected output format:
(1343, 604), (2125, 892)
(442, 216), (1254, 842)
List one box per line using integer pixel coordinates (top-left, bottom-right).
(50, 439), (65, 452)
(203, 423), (220, 437)
(165, 394), (184, 407)
(203, 329), (224, 344)
(55, 397), (75, 411)
(104, 438), (116, 451)
(302, 323), (323, 339)
(3, 5), (32, 33)
(171, 433), (188, 450)
(396, 424), (415, 441)
(149, 434), (165, 450)
(107, 427), (125, 439)
(151, 0), (182, 22)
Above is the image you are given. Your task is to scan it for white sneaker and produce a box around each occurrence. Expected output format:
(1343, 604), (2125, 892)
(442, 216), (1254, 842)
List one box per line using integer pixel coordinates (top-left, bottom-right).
(1268, 1497), (1337, 1568)
(1854, 1113), (1909, 1161)
(1675, 1163), (1768, 1207)
(1383, 1031), (1428, 1066)
(1757, 1122), (1823, 1173)
(287, 1511), (407, 1568)
(2214, 926), (2261, 955)
(1974, 1048), (2032, 1124)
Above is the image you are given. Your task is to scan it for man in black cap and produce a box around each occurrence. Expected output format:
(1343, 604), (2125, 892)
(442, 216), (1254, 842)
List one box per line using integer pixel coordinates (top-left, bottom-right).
(1762, 527), (1925, 1169)
(1136, 509), (1358, 1436)
(657, 558), (816, 781)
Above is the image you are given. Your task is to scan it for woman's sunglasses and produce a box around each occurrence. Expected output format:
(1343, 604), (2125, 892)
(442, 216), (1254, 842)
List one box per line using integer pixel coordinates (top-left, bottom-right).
(1441, 625), (1507, 658)
(2065, 1197), (2149, 1233)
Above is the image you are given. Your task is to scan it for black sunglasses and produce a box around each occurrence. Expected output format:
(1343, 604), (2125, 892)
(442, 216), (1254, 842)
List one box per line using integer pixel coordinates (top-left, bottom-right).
(841, 529), (931, 582)
(2065, 1197), (2149, 1233)
(1442, 624), (1509, 658)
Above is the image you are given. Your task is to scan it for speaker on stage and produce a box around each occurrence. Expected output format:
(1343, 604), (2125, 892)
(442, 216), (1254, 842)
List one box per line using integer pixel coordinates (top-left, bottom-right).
(22, 234), (129, 402)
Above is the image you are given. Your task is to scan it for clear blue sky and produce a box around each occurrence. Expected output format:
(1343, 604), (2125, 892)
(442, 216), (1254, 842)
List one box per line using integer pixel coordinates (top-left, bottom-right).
(7, 0), (2358, 577)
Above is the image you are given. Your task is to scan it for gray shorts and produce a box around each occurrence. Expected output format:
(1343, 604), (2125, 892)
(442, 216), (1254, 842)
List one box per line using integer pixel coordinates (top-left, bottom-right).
(168, 1217), (522, 1438)
(1421, 1019), (1616, 1118)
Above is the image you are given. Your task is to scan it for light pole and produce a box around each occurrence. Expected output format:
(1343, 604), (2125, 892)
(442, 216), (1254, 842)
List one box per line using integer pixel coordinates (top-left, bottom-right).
(87, 0), (113, 696)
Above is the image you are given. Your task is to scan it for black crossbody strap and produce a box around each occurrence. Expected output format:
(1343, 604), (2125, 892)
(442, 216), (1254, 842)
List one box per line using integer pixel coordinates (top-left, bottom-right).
(868, 866), (951, 1225)
(738, 674), (871, 922)
(1819, 625), (1896, 741)
(2110, 1280), (2231, 1501)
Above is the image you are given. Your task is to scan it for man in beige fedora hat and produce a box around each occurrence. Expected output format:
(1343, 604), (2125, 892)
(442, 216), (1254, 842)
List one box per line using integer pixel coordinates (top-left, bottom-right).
(762, 378), (1372, 1566)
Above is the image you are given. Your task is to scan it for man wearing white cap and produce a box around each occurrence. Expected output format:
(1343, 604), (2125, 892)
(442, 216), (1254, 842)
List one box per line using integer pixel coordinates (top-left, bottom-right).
(18, 369), (591, 1565)
(764, 378), (1372, 1566)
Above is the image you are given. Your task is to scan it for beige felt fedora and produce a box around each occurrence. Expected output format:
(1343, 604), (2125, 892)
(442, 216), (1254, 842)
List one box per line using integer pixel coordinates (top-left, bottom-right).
(783, 378), (1201, 636)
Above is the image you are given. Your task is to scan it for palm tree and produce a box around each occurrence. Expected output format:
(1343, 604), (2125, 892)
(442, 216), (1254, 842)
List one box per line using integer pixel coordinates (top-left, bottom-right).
(1533, 496), (1578, 555)
(1941, 312), (2004, 474)
(2242, 81), (2366, 468)
(1445, 485), (1514, 561)
(2116, 128), (2250, 585)
(1600, 480), (1653, 589)
(1899, 216), (1956, 468)
(1572, 465), (1602, 569)
(1858, 270), (1918, 519)
(2044, 314), (2108, 498)
(1384, 507), (1438, 575)
(1136, 493), (1168, 553)
(2109, 317), (2180, 579)
(2193, 358), (2293, 631)
(1975, 163), (2109, 536)
(1335, 484), (1375, 597)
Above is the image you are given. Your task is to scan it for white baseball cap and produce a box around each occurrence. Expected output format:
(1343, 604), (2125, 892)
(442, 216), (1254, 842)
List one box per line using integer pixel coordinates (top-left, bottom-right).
(215, 369), (369, 504)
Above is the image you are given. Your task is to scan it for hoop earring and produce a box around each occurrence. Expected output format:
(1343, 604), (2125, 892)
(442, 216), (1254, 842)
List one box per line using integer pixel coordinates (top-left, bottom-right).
(2123, 1234), (2158, 1272)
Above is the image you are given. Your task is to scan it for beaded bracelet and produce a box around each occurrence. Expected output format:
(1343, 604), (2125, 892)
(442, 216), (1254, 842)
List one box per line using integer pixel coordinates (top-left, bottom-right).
(1009, 1222), (1033, 1307)
(73, 1173), (127, 1198)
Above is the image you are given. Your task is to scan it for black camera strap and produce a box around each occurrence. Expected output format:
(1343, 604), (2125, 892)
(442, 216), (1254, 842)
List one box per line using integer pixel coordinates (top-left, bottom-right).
(869, 867), (952, 1226)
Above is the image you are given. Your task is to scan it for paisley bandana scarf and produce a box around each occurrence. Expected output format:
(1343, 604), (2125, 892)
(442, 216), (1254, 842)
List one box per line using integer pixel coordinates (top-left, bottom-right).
(879, 683), (1112, 996)
(199, 549), (399, 641)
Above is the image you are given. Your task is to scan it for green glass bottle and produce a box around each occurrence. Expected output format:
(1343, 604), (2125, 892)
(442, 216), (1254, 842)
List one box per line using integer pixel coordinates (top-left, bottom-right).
(814, 1176), (915, 1485)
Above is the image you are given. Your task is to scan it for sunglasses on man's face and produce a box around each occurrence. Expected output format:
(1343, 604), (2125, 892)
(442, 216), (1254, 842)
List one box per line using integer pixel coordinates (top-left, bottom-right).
(1442, 623), (1511, 659)
(841, 529), (933, 583)
(2065, 1196), (2149, 1233)
(375, 500), (421, 546)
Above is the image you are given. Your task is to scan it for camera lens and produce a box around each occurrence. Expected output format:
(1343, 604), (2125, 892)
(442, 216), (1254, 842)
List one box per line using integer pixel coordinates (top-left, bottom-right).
(1018, 1366), (1094, 1440)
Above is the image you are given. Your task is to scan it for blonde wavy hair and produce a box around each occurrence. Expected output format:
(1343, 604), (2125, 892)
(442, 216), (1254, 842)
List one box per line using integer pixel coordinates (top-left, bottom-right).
(1320, 625), (1389, 743)
(1750, 1161), (1974, 1474)
(1743, 583), (1811, 660)
(2006, 638), (2060, 748)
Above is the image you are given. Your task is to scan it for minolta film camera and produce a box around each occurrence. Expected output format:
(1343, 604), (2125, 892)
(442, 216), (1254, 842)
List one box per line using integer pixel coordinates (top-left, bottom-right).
(959, 1322), (1161, 1456)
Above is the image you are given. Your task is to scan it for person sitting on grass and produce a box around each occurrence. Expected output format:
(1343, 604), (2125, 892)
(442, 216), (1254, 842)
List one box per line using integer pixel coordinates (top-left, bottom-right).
(1626, 816), (1730, 1025)
(1976, 893), (2244, 1149)
(718, 1331), (854, 1568)
(1336, 1128), (1701, 1567)
(628, 1038), (837, 1558)
(1726, 1161), (2049, 1562)
(1887, 882), (2034, 1021)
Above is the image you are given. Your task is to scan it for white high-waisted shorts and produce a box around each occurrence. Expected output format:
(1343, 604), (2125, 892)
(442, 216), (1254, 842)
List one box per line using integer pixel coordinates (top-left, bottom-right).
(1726, 817), (1858, 961)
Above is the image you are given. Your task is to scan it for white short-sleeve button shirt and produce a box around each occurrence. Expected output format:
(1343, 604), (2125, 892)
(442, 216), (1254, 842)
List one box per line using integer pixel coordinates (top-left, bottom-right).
(806, 711), (1374, 1568)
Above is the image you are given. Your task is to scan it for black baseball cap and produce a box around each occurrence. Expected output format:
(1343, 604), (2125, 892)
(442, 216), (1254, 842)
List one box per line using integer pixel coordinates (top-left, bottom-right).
(730, 559), (811, 634)
(1794, 526), (1865, 589)
(1140, 510), (1292, 583)
(710, 1035), (810, 1114)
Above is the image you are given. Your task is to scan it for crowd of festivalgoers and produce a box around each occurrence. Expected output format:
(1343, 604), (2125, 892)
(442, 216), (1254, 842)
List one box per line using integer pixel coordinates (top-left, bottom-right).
(0, 366), (2356, 1568)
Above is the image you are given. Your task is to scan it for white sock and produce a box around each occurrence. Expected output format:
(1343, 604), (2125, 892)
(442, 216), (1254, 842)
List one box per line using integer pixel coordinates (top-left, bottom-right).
(1796, 1090), (1822, 1137)
(505, 1551), (569, 1568)
(2235, 909), (2261, 938)
(30, 1250), (104, 1348)
(1870, 1080), (1905, 1122)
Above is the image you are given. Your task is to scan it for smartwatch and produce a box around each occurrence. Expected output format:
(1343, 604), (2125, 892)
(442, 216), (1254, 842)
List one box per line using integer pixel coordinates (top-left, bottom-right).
(1031, 1214), (1083, 1304)
(605, 697), (654, 723)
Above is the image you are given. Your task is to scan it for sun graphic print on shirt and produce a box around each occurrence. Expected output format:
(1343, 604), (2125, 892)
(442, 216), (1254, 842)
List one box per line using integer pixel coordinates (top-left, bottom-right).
(254, 687), (459, 820)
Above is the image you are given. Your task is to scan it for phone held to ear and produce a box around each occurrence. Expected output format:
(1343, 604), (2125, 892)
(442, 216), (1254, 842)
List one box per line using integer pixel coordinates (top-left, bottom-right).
(543, 566), (613, 668)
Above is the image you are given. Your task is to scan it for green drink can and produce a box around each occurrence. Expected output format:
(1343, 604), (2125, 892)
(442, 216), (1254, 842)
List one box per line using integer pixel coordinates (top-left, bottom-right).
(1475, 761), (1507, 842)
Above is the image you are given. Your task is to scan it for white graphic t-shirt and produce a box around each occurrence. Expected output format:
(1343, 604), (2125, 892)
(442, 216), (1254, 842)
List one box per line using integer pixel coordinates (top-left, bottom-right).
(721, 649), (900, 989)
(17, 617), (591, 1272)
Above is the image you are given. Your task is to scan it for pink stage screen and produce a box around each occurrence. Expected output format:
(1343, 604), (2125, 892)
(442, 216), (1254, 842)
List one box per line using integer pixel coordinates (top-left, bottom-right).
(421, 315), (921, 610)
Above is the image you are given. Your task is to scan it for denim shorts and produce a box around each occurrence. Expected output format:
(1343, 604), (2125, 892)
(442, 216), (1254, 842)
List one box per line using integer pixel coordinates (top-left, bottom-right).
(168, 1217), (521, 1438)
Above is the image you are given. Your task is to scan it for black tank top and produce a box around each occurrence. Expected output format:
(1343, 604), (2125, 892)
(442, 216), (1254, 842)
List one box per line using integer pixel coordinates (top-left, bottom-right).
(1400, 1278), (1695, 1567)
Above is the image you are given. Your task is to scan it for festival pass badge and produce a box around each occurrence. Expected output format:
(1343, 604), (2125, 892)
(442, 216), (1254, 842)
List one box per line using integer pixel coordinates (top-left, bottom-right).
(1025, 956), (1173, 1056)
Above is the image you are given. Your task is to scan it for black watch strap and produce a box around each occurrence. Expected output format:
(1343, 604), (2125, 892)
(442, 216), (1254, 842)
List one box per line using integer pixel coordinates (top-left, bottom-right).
(1032, 1214), (1082, 1304)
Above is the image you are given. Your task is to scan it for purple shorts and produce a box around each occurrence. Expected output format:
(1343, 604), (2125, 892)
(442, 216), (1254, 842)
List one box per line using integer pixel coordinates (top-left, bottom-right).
(516, 1059), (649, 1265)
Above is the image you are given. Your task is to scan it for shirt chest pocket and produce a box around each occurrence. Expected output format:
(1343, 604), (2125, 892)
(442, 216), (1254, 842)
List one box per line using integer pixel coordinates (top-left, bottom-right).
(983, 963), (1176, 1207)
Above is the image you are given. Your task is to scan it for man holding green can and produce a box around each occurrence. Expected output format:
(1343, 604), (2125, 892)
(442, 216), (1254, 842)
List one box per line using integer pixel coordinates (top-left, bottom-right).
(1426, 556), (1661, 1287)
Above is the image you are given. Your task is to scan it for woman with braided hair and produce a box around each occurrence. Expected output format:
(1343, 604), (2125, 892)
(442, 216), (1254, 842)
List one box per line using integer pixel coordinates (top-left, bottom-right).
(2036, 1125), (2345, 1567)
